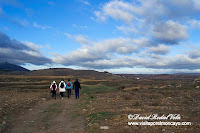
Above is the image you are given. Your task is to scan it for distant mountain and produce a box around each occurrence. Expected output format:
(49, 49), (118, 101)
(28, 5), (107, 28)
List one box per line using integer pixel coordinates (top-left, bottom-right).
(173, 73), (200, 76)
(0, 62), (29, 71)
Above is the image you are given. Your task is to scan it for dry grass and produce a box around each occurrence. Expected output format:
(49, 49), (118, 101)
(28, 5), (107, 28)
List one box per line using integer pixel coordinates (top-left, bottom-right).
(0, 75), (200, 133)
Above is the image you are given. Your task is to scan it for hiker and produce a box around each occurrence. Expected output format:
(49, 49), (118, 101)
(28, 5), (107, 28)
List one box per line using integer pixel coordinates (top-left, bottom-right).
(50, 81), (57, 99)
(66, 79), (73, 98)
(59, 80), (66, 99)
(73, 79), (81, 99)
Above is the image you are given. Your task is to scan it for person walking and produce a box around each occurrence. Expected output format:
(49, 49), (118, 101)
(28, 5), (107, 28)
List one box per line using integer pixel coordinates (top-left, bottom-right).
(73, 79), (81, 99)
(50, 81), (57, 99)
(58, 80), (66, 99)
(66, 79), (73, 98)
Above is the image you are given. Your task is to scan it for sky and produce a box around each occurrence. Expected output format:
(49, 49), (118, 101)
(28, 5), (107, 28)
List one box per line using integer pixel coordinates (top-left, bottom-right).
(0, 0), (200, 74)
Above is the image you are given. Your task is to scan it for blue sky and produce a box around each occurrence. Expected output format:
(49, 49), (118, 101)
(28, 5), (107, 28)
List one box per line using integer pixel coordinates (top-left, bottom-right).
(0, 0), (200, 74)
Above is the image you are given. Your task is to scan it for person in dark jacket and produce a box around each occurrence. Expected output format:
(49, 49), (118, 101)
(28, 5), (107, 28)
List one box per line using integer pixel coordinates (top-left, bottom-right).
(73, 79), (81, 99)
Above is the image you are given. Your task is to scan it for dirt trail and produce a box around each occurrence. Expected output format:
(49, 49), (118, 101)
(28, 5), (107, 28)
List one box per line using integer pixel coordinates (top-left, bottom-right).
(7, 97), (85, 133)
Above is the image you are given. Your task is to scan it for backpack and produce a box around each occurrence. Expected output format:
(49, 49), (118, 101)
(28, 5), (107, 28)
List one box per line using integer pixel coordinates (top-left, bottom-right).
(60, 82), (64, 88)
(52, 84), (56, 91)
(67, 82), (71, 87)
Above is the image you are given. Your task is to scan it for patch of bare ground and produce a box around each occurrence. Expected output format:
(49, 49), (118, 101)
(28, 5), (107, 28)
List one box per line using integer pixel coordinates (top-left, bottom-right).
(0, 89), (48, 132)
(8, 98), (84, 133)
(0, 89), (85, 133)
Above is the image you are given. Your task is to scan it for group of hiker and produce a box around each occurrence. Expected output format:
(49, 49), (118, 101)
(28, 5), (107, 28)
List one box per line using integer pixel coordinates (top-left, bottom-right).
(50, 79), (81, 99)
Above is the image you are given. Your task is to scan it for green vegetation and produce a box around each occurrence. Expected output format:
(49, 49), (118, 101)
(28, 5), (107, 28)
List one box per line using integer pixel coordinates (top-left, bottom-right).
(70, 84), (117, 132)
(88, 112), (114, 124)
(81, 84), (116, 95)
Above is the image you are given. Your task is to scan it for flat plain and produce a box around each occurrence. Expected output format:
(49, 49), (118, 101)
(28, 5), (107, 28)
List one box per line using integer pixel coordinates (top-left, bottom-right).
(0, 72), (200, 133)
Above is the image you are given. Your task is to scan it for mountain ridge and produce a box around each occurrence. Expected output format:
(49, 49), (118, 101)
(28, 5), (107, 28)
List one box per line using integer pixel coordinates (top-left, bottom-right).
(0, 62), (30, 72)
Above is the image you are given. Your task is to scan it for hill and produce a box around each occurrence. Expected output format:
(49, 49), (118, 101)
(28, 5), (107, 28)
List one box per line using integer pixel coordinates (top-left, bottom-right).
(0, 65), (116, 79)
(0, 62), (29, 72)
(27, 68), (116, 79)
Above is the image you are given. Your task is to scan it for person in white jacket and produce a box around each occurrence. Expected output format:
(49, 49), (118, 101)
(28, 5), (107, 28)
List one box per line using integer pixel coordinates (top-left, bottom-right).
(58, 80), (66, 99)
(50, 81), (57, 99)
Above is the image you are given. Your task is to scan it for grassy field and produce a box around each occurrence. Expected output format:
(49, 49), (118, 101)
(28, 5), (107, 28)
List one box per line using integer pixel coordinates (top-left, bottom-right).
(0, 75), (200, 133)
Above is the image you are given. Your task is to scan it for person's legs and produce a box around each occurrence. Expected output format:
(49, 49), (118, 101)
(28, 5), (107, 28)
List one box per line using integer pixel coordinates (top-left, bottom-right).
(60, 92), (63, 98)
(71, 89), (73, 95)
(67, 89), (70, 98)
(69, 89), (71, 97)
(52, 91), (56, 99)
(62, 92), (64, 99)
(77, 89), (79, 99)
(52, 91), (54, 98)
(75, 88), (78, 99)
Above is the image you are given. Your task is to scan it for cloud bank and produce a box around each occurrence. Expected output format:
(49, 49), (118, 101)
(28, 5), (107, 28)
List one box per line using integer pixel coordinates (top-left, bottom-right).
(0, 32), (51, 65)
(53, 0), (200, 72)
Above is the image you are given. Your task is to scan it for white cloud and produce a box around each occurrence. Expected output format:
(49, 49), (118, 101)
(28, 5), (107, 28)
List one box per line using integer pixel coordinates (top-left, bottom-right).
(95, 0), (136, 23)
(33, 22), (51, 30)
(106, 67), (200, 74)
(138, 0), (200, 21)
(22, 50), (43, 58)
(23, 41), (40, 51)
(12, 18), (29, 27)
(75, 35), (91, 45)
(22, 41), (52, 51)
(116, 25), (138, 34)
(129, 38), (150, 47)
(64, 33), (91, 45)
(70, 35), (139, 54)
(94, 38), (138, 54)
(53, 33), (200, 70)
(148, 44), (170, 55)
(94, 11), (106, 21)
(153, 20), (188, 44)
(188, 19), (200, 29)
(161, 54), (200, 69)
(133, 0), (167, 22)
(72, 24), (88, 29)
(83, 54), (200, 70)
(82, 56), (151, 69)
(167, 0), (200, 11)
(80, 0), (90, 5)
(56, 35), (142, 66)
(188, 49), (200, 59)
(95, 0), (200, 23)
(193, 0), (200, 10)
